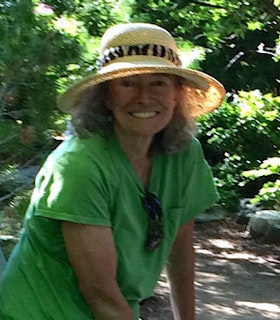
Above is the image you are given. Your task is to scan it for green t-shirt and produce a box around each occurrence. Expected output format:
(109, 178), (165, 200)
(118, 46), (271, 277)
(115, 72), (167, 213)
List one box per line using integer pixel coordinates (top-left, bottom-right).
(0, 134), (219, 320)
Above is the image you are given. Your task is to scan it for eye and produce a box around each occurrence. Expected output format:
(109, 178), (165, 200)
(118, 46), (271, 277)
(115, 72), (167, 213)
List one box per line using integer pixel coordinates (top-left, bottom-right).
(120, 78), (136, 87)
(152, 80), (167, 87)
(150, 75), (173, 87)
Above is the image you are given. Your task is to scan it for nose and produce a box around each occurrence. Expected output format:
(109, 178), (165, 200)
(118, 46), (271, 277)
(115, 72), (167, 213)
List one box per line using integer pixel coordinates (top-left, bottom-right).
(136, 84), (152, 105)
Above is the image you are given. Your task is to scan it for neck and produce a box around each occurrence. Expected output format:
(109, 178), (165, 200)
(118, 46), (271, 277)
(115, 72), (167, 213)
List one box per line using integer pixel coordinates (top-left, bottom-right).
(115, 132), (153, 188)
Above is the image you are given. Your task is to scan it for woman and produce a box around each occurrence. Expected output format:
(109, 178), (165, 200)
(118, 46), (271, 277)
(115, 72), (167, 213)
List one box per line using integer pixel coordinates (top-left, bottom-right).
(0, 23), (225, 319)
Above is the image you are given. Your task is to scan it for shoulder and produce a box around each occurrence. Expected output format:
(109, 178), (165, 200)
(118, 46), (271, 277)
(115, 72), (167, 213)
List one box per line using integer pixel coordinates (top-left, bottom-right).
(169, 137), (205, 164)
(50, 134), (111, 164)
(165, 137), (211, 184)
(37, 134), (115, 183)
(181, 137), (204, 155)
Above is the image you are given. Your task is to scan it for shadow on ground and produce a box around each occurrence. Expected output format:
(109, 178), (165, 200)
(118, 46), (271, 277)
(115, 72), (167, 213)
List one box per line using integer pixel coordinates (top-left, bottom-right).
(140, 219), (280, 320)
(196, 252), (280, 319)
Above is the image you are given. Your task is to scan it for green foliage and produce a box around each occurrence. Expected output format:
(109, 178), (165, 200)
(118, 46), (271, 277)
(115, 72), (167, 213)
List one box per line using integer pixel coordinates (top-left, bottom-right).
(130, 0), (279, 43)
(130, 0), (280, 94)
(0, 121), (22, 156)
(0, 162), (34, 217)
(0, 0), (129, 213)
(1, 0), (280, 214)
(198, 91), (280, 210)
(202, 27), (280, 94)
(0, 0), (81, 141)
(77, 0), (129, 36)
(41, 0), (78, 15)
(0, 1), (81, 215)
(242, 156), (280, 209)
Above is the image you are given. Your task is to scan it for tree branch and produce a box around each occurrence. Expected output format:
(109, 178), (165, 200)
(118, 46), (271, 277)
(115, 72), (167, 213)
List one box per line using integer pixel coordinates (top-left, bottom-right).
(195, 1), (224, 9)
(257, 0), (280, 17)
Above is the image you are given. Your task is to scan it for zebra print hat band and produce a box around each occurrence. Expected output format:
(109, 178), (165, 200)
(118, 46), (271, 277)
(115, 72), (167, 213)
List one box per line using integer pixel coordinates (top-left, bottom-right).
(57, 23), (225, 116)
(96, 44), (182, 71)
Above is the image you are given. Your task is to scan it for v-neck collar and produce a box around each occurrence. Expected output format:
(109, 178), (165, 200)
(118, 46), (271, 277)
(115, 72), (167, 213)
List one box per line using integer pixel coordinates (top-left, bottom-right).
(108, 134), (159, 194)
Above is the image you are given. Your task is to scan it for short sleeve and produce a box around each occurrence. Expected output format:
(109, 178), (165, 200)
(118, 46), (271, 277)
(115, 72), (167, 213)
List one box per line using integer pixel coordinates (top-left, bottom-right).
(33, 151), (112, 226)
(180, 139), (219, 223)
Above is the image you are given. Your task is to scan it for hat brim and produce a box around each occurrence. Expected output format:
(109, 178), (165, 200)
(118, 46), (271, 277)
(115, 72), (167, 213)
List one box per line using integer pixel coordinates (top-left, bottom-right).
(57, 63), (225, 117)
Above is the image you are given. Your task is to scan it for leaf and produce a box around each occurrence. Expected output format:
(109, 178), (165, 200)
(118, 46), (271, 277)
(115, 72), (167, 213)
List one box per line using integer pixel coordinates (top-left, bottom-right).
(247, 21), (264, 31)
(242, 169), (273, 178)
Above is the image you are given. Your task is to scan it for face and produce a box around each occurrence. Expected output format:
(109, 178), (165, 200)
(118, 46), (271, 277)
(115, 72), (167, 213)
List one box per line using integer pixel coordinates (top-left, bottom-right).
(107, 74), (181, 139)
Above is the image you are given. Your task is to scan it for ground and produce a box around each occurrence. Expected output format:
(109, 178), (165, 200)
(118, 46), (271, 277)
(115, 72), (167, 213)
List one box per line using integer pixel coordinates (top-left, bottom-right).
(140, 218), (280, 320)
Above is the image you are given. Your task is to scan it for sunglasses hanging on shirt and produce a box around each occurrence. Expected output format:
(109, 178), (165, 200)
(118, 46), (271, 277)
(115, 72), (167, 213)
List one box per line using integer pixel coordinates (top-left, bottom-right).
(142, 191), (164, 251)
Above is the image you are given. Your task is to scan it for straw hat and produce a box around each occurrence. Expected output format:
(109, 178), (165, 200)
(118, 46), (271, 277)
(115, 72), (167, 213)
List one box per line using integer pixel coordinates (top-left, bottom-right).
(57, 23), (226, 117)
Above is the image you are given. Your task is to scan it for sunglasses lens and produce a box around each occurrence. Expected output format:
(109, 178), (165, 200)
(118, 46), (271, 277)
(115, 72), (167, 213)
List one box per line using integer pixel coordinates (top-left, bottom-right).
(142, 192), (163, 250)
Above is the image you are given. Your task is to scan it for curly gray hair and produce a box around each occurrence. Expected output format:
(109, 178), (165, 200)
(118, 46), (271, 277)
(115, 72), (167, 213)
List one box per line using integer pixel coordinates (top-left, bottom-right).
(71, 77), (197, 154)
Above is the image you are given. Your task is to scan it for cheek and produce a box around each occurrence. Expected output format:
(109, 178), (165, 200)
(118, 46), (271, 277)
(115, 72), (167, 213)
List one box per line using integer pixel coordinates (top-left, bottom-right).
(163, 88), (181, 107)
(168, 94), (180, 112)
(107, 87), (130, 108)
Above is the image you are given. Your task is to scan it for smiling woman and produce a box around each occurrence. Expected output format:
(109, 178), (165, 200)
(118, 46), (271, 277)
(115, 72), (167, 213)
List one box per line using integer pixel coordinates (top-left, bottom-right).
(0, 23), (225, 320)
(72, 74), (196, 155)
(107, 74), (180, 141)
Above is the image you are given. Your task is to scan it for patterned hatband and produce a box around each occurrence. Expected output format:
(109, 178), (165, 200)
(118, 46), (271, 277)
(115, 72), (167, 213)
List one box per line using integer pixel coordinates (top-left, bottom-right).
(96, 43), (182, 71)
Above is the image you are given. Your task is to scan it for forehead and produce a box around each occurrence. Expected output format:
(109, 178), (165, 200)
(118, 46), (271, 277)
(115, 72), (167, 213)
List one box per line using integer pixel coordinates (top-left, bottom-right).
(117, 73), (176, 81)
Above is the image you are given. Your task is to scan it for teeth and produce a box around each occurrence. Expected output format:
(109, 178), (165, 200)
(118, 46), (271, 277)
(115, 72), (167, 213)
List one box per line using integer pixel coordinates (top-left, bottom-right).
(130, 112), (158, 118)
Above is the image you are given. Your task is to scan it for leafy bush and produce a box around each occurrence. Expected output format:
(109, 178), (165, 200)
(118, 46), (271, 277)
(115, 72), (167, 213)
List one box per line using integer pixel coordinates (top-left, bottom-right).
(1, 1), (279, 216)
(242, 156), (280, 210)
(198, 90), (280, 210)
(0, 0), (129, 215)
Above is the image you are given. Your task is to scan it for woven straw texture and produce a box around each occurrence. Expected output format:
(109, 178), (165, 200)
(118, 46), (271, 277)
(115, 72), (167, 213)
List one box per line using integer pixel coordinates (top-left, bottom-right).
(57, 23), (226, 116)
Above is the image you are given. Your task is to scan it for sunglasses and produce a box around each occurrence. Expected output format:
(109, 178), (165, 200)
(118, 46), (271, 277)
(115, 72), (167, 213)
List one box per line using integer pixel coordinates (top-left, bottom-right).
(142, 191), (163, 251)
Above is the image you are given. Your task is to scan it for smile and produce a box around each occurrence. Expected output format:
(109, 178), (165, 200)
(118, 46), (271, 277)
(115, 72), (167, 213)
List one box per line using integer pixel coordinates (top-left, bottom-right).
(129, 112), (159, 118)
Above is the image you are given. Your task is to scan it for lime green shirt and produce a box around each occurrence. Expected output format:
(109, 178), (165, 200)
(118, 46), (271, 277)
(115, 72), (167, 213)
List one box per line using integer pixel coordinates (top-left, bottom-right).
(0, 134), (219, 319)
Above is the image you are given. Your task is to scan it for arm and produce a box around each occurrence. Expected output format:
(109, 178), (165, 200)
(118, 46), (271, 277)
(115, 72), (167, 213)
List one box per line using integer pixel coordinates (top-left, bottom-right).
(62, 222), (134, 320)
(166, 219), (195, 320)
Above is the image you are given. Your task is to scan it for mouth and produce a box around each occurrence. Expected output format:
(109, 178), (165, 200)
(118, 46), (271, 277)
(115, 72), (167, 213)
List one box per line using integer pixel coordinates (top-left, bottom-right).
(129, 111), (159, 118)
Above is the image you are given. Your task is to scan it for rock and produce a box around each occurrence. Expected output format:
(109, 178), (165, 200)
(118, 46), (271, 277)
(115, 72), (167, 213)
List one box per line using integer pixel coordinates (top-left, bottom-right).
(236, 198), (262, 225)
(236, 211), (255, 225)
(12, 165), (39, 186)
(196, 204), (226, 222)
(248, 210), (280, 242)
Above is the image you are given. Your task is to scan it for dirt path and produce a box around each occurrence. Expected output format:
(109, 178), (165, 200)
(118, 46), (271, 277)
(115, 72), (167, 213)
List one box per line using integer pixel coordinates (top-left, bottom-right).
(140, 219), (280, 319)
